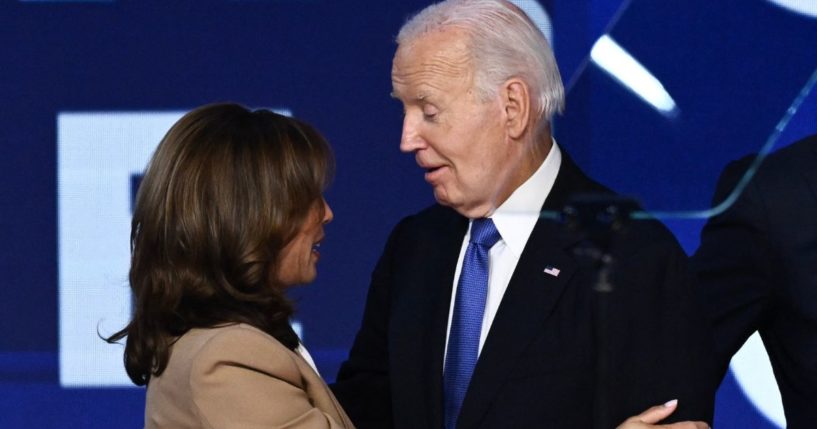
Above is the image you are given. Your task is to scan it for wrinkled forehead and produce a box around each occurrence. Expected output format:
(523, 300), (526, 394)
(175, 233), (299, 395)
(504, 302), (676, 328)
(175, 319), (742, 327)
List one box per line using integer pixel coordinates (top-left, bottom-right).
(391, 28), (473, 87)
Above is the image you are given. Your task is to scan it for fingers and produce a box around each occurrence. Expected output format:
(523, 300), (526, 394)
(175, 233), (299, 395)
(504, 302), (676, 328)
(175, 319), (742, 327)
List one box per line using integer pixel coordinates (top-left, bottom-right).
(664, 422), (710, 429)
(629, 399), (679, 424)
(617, 400), (711, 429)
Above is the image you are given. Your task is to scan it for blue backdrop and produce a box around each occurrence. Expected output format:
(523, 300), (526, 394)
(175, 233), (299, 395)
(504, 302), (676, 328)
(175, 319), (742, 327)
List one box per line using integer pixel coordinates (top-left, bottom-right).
(0, 0), (815, 427)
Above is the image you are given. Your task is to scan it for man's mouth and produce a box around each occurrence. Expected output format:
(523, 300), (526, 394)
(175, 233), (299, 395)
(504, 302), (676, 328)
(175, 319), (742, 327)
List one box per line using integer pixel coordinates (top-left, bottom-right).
(424, 165), (446, 182)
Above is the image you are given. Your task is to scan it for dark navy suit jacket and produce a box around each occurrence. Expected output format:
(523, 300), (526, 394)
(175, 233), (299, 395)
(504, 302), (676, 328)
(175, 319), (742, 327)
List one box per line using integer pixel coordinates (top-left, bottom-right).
(692, 135), (817, 428)
(334, 153), (714, 428)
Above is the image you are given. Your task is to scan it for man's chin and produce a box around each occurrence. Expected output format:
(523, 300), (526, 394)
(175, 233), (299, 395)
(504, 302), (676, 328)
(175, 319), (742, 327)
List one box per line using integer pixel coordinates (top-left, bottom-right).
(434, 193), (492, 219)
(433, 188), (459, 212)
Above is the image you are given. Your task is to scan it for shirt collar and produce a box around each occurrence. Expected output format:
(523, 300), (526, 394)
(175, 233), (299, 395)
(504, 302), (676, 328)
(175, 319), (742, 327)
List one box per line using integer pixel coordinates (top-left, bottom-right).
(488, 139), (562, 258)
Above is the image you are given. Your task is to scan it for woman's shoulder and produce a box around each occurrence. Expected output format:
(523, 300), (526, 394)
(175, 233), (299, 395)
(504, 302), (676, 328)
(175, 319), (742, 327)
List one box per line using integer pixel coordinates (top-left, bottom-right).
(184, 323), (276, 343)
(185, 324), (302, 380)
(181, 324), (288, 358)
(147, 325), (296, 419)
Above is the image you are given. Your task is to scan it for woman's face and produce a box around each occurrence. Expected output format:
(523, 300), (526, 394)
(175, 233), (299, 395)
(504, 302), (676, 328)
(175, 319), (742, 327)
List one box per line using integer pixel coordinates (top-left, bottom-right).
(276, 198), (333, 286)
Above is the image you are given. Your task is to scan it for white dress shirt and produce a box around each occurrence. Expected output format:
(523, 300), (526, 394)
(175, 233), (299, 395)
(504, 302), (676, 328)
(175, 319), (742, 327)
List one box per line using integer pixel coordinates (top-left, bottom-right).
(297, 343), (320, 375)
(444, 141), (562, 358)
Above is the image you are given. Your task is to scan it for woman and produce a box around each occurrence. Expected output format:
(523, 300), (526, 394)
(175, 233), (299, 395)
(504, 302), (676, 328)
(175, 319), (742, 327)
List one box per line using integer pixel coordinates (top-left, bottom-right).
(106, 103), (353, 428)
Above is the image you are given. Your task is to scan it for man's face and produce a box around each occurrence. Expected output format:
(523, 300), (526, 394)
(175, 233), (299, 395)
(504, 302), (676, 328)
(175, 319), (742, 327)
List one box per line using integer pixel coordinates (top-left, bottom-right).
(392, 29), (516, 218)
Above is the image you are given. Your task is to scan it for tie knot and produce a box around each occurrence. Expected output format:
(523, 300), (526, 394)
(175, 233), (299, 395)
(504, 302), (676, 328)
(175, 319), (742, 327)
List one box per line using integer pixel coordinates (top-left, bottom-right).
(469, 218), (501, 248)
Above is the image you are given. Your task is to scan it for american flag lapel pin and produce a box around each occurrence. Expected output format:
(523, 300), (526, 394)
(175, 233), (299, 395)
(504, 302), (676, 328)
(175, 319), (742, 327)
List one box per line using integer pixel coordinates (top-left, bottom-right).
(543, 265), (560, 277)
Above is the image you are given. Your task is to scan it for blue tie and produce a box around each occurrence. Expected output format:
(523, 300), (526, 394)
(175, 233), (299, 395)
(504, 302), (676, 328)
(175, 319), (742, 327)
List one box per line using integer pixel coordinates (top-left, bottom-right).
(444, 218), (501, 429)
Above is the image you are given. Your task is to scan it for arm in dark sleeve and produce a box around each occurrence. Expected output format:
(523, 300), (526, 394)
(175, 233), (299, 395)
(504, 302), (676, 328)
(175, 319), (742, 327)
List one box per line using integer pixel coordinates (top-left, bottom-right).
(691, 157), (774, 383)
(610, 235), (716, 425)
(654, 242), (716, 423)
(331, 219), (409, 429)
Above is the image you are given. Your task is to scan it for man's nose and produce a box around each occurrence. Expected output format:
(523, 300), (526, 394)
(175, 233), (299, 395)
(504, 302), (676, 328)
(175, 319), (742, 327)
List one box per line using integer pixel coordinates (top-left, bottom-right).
(399, 116), (425, 153)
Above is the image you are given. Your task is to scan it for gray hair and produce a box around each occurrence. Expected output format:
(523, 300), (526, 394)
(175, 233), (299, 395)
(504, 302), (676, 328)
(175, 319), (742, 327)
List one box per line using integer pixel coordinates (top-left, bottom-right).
(397, 0), (564, 125)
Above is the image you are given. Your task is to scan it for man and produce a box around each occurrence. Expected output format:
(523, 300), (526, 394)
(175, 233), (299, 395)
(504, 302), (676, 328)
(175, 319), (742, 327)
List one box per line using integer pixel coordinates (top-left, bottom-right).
(692, 134), (817, 428)
(333, 1), (713, 427)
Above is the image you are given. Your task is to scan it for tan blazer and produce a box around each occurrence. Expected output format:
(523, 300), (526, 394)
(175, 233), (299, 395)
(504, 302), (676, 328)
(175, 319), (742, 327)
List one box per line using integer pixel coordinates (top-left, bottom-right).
(145, 323), (354, 429)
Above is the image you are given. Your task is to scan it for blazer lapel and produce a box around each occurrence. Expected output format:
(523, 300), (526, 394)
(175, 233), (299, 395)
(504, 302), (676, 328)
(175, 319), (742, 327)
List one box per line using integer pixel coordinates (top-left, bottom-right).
(296, 355), (355, 428)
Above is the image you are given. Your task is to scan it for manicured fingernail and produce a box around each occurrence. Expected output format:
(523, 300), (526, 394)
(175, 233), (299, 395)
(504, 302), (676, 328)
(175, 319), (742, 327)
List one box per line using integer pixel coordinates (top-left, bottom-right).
(664, 399), (678, 408)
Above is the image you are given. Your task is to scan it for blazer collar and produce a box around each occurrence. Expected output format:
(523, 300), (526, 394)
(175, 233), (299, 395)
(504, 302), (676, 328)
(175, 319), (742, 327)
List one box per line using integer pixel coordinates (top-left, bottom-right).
(295, 353), (355, 428)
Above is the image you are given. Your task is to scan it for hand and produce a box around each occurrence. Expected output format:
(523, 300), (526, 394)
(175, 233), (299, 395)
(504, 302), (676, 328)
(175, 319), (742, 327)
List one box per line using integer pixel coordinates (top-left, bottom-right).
(616, 400), (710, 429)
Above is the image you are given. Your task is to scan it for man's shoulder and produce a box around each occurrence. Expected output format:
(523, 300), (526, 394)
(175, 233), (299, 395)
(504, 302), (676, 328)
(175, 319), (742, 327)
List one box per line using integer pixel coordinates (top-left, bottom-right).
(621, 216), (684, 257)
(768, 133), (817, 165)
(724, 134), (816, 188)
(396, 203), (464, 231)
(376, 204), (468, 253)
(557, 155), (679, 255)
(758, 135), (816, 183)
(412, 203), (458, 220)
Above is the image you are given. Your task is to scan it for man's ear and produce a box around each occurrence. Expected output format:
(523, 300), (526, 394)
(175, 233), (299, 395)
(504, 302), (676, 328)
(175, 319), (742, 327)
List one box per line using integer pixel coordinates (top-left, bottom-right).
(502, 78), (531, 140)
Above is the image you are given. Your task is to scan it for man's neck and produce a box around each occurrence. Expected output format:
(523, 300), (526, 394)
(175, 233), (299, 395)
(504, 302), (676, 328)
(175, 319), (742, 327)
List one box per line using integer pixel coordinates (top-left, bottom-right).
(486, 131), (552, 215)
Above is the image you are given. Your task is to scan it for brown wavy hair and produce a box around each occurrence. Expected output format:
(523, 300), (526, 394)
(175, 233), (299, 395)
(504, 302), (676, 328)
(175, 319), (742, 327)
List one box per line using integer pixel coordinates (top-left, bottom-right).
(105, 103), (334, 386)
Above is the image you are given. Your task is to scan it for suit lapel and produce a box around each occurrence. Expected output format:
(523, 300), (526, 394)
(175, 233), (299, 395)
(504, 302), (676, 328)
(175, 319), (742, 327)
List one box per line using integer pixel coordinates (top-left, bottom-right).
(456, 152), (598, 428)
(392, 207), (467, 429)
(456, 217), (583, 428)
(427, 216), (467, 429)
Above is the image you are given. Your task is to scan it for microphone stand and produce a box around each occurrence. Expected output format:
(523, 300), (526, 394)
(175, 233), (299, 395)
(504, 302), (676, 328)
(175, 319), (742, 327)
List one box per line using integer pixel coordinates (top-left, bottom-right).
(563, 194), (639, 429)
